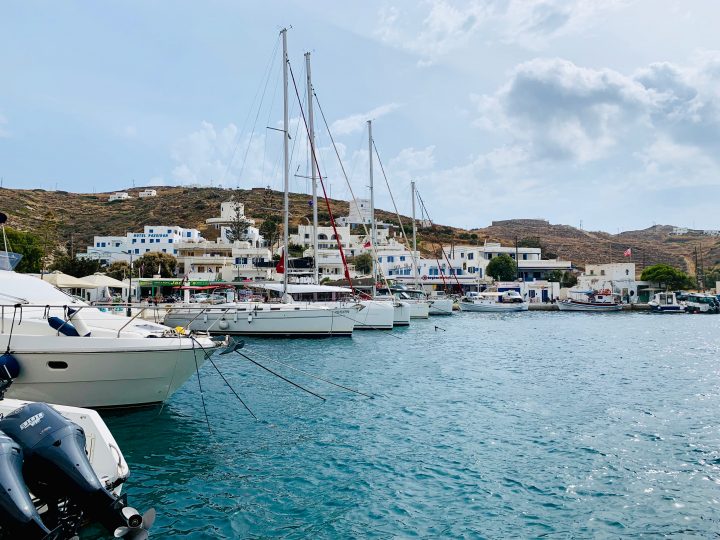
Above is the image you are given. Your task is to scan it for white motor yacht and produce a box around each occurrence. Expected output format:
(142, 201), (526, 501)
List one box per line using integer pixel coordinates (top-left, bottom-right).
(648, 292), (685, 313)
(459, 290), (529, 312)
(0, 266), (220, 408)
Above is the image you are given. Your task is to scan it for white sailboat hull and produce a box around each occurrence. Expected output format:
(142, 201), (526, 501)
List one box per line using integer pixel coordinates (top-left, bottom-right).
(314, 300), (394, 330)
(428, 298), (454, 316)
(163, 303), (356, 337)
(392, 302), (411, 326)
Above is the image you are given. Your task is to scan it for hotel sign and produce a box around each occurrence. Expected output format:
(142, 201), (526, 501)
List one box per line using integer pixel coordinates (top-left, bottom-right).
(133, 233), (170, 238)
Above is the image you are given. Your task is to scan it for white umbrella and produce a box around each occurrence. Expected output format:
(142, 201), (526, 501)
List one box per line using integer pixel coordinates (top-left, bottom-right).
(39, 271), (99, 289)
(79, 273), (128, 289)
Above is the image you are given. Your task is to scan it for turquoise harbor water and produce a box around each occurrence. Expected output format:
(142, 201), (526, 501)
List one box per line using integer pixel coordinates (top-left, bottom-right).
(98, 313), (720, 538)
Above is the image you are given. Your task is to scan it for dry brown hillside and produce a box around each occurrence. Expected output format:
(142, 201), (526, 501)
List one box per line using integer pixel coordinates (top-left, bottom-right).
(2, 187), (718, 275)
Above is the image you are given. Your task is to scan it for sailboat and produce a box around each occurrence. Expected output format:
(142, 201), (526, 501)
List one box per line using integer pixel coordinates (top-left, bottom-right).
(163, 29), (356, 338)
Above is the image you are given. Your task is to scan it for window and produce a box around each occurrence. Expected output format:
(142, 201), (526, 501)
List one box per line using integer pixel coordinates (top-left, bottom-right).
(135, 249), (139, 254)
(186, 232), (191, 237)
(149, 239), (154, 243)
(149, 229), (153, 233)
(468, 253), (474, 260)
(378, 257), (382, 262)
(162, 249), (166, 253)
(625, 269), (630, 276)
(96, 242), (100, 247)
(304, 234), (309, 239)
(400, 256), (405, 261)
(141, 239), (145, 244)
(167, 229), (172, 234)
(430, 268), (438, 276)
(101, 242), (106, 247)
(145, 249), (150, 252)
(523, 254), (528, 260)
(173, 249), (177, 254)
(600, 270), (605, 276)
(168, 239), (173, 243)
(132, 239), (137, 244)
(387, 256), (394, 263)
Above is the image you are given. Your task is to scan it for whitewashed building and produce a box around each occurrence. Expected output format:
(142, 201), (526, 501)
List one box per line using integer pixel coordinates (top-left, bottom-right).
(175, 201), (272, 281)
(138, 189), (157, 198)
(575, 262), (638, 303)
(108, 192), (131, 202)
(79, 226), (204, 264)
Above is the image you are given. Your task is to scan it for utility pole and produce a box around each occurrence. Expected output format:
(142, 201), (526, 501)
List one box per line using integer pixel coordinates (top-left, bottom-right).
(515, 235), (519, 281)
(368, 120), (376, 287)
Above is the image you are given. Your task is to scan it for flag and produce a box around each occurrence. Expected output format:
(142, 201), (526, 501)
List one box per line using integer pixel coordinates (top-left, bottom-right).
(275, 248), (285, 274)
(363, 240), (371, 248)
(623, 248), (632, 257)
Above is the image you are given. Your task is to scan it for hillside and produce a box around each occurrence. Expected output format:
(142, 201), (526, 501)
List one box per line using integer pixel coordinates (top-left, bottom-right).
(1, 186), (718, 275)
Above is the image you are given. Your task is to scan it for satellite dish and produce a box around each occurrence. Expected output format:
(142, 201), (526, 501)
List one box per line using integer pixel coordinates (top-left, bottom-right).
(0, 213), (6, 224)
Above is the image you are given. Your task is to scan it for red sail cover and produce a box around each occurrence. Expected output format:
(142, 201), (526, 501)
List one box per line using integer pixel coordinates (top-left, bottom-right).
(275, 249), (285, 274)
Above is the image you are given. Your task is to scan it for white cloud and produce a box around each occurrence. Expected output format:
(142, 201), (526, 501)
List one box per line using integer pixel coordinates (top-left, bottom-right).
(330, 103), (400, 136)
(375, 0), (633, 65)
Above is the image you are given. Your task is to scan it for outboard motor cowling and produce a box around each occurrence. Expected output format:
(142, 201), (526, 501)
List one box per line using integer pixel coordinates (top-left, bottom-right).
(0, 403), (141, 534)
(0, 431), (52, 539)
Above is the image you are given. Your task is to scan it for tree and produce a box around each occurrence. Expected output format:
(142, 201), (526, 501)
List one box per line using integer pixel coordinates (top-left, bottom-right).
(1, 227), (43, 273)
(486, 253), (517, 281)
(561, 271), (578, 288)
(106, 261), (132, 281)
(50, 255), (102, 277)
(546, 270), (564, 283)
(259, 217), (280, 249)
(224, 200), (251, 243)
(134, 252), (177, 278)
(288, 243), (305, 257)
(641, 263), (694, 290)
(352, 252), (373, 275)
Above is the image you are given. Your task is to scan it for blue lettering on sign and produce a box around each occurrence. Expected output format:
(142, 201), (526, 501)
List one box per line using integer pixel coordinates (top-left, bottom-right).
(133, 233), (169, 238)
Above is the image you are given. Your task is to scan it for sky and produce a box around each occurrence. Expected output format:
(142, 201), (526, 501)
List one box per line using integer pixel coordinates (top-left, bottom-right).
(2, 0), (720, 233)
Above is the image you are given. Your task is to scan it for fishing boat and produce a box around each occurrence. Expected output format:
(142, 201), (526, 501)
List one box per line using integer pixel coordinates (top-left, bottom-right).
(459, 290), (529, 312)
(0, 256), (221, 408)
(648, 292), (686, 313)
(557, 289), (622, 312)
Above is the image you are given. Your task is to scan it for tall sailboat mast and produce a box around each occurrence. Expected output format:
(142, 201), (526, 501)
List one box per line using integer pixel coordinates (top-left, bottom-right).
(305, 52), (319, 285)
(411, 180), (419, 290)
(281, 28), (290, 300)
(368, 120), (376, 290)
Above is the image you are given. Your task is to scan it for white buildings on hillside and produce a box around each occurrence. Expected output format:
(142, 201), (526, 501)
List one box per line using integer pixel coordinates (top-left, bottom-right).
(79, 226), (204, 264)
(108, 192), (131, 202)
(385, 242), (572, 290)
(176, 201), (272, 281)
(575, 262), (638, 303)
(337, 199), (371, 226)
(138, 189), (157, 198)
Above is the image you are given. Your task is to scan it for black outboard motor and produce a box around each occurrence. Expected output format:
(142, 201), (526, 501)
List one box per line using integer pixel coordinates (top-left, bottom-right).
(0, 403), (144, 536)
(0, 430), (55, 539)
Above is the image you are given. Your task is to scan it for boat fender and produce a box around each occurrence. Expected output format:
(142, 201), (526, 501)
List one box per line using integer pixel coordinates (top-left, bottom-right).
(48, 316), (81, 337)
(247, 314), (253, 324)
(0, 352), (20, 380)
(66, 308), (92, 337)
(218, 320), (229, 330)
